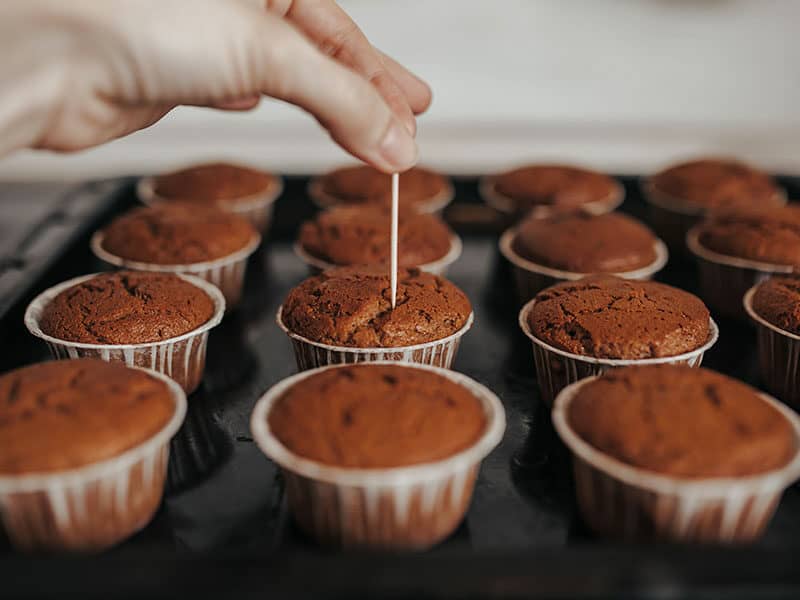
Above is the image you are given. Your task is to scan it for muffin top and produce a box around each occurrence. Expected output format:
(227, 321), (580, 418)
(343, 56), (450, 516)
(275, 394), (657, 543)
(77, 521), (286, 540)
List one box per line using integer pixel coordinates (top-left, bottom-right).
(101, 204), (257, 264)
(529, 275), (711, 359)
(298, 205), (453, 267)
(152, 161), (278, 206)
(39, 271), (216, 345)
(650, 158), (781, 208)
(567, 365), (796, 478)
(268, 364), (486, 468)
(317, 165), (449, 210)
(695, 205), (800, 265)
(0, 359), (175, 475)
(281, 266), (472, 347)
(489, 164), (618, 211)
(752, 276), (800, 335)
(512, 211), (658, 273)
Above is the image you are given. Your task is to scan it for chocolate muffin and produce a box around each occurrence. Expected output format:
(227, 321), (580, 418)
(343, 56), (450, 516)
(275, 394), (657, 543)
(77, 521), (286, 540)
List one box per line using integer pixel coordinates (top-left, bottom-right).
(314, 165), (450, 211)
(268, 364), (486, 468)
(39, 271), (215, 344)
(530, 275), (710, 359)
(752, 276), (800, 335)
(650, 158), (782, 208)
(512, 211), (659, 273)
(100, 204), (257, 265)
(695, 205), (800, 266)
(281, 266), (472, 347)
(568, 365), (795, 478)
(0, 359), (175, 474)
(488, 164), (620, 212)
(298, 205), (454, 268)
(152, 162), (279, 207)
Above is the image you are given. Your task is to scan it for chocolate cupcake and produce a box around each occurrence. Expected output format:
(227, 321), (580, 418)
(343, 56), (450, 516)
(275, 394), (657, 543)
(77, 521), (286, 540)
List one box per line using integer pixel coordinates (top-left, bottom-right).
(481, 164), (623, 219)
(644, 157), (784, 254)
(91, 204), (260, 308)
(0, 359), (186, 551)
(519, 275), (717, 405)
(553, 365), (800, 543)
(250, 362), (505, 549)
(295, 205), (461, 275)
(309, 165), (453, 214)
(278, 266), (473, 370)
(25, 271), (224, 393)
(138, 161), (283, 231)
(499, 211), (667, 301)
(687, 205), (800, 318)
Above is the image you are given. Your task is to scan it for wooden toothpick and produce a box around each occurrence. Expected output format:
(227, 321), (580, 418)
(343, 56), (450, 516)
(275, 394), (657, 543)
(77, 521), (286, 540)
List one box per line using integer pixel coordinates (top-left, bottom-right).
(391, 172), (399, 309)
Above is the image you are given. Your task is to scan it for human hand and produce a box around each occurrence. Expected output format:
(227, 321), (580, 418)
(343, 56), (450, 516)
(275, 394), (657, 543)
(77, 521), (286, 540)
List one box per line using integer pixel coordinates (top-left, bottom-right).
(0, 0), (431, 172)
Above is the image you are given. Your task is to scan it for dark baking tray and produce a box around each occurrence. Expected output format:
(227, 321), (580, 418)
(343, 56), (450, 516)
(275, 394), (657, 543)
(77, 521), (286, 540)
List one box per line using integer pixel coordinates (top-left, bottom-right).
(2, 174), (800, 599)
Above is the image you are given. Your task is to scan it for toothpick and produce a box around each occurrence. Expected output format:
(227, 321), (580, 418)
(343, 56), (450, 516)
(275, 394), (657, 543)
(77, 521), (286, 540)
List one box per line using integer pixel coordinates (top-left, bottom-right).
(390, 172), (399, 309)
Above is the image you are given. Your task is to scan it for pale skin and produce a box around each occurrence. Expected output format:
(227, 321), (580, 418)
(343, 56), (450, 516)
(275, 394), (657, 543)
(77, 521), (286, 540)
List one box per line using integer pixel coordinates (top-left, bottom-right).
(0, 0), (431, 172)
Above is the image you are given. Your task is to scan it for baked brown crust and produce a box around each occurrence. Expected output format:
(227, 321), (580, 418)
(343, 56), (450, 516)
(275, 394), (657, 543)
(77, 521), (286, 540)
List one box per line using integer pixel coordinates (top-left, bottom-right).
(153, 162), (277, 205)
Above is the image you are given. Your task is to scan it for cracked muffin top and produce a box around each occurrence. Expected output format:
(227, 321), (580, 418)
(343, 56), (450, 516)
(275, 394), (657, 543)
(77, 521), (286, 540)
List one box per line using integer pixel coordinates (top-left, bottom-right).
(281, 266), (472, 347)
(39, 271), (216, 344)
(567, 365), (796, 478)
(488, 164), (619, 211)
(512, 211), (659, 273)
(316, 165), (450, 210)
(752, 276), (800, 335)
(695, 205), (800, 265)
(152, 161), (279, 206)
(268, 364), (486, 468)
(298, 205), (453, 267)
(101, 203), (257, 264)
(0, 359), (175, 474)
(529, 275), (710, 359)
(650, 158), (781, 208)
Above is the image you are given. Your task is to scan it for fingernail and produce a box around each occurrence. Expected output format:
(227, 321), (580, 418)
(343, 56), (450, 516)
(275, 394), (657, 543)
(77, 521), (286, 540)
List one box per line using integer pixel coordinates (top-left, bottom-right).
(379, 121), (418, 170)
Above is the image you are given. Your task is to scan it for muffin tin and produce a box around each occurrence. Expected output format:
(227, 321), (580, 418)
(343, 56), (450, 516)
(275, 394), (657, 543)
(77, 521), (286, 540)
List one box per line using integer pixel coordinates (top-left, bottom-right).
(2, 174), (800, 597)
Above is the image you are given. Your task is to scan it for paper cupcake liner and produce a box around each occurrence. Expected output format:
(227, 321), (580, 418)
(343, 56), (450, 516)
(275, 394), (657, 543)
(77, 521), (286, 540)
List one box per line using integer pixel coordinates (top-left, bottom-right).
(137, 175), (284, 232)
(90, 230), (259, 309)
(0, 368), (187, 552)
(24, 273), (225, 394)
(479, 176), (625, 220)
(687, 227), (794, 320)
(292, 233), (462, 277)
(743, 287), (800, 408)
(499, 227), (668, 304)
(277, 308), (473, 371)
(250, 361), (505, 549)
(518, 299), (719, 407)
(553, 376), (800, 543)
(307, 177), (454, 216)
(642, 179), (787, 258)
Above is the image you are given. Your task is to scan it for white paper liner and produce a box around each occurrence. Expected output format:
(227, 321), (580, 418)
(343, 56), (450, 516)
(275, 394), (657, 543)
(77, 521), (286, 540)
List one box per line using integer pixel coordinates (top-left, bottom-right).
(24, 273), (225, 394)
(250, 361), (506, 549)
(307, 176), (455, 215)
(277, 307), (474, 371)
(90, 230), (259, 309)
(293, 233), (463, 277)
(518, 298), (719, 407)
(687, 227), (794, 319)
(744, 286), (800, 408)
(0, 367), (187, 552)
(552, 375), (800, 543)
(499, 227), (668, 304)
(479, 175), (624, 218)
(137, 175), (284, 232)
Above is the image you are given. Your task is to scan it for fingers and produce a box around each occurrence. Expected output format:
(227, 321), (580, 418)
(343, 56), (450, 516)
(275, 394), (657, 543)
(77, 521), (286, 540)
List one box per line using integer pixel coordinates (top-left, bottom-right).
(378, 50), (432, 115)
(211, 95), (261, 111)
(254, 12), (417, 172)
(269, 0), (418, 135)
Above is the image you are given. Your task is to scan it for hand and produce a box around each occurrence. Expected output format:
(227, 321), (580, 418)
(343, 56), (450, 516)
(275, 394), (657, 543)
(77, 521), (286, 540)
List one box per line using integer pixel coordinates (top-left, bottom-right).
(0, 0), (431, 172)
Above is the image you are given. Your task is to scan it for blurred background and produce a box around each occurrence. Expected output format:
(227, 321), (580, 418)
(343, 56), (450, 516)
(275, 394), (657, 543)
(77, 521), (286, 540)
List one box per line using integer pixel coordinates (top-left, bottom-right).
(0, 0), (797, 180)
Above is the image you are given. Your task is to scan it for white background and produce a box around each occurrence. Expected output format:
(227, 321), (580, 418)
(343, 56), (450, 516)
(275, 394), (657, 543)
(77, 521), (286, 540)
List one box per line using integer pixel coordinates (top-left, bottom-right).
(1, 0), (799, 180)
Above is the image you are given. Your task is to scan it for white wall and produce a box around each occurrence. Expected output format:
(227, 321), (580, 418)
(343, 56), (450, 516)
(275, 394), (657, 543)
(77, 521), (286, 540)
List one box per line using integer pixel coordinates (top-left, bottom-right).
(2, 0), (799, 179)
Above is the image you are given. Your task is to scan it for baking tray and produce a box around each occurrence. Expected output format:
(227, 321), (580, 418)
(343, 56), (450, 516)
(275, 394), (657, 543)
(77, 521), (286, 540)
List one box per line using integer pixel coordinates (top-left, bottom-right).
(2, 174), (800, 599)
